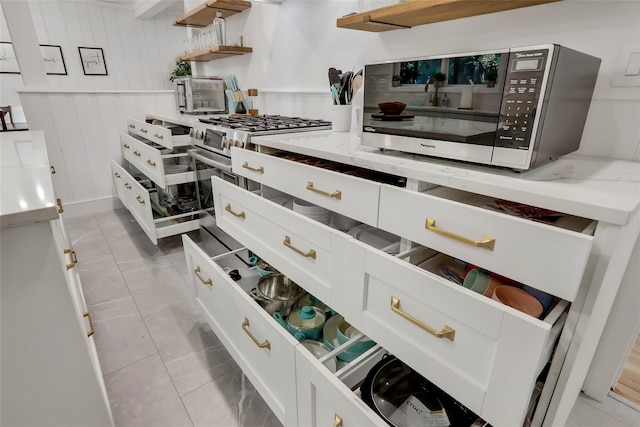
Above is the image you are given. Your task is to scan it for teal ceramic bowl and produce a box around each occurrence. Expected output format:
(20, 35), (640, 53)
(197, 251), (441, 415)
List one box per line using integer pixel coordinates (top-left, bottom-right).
(323, 315), (374, 362)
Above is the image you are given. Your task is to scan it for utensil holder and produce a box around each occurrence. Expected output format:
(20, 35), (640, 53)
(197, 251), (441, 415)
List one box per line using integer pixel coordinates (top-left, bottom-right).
(331, 105), (352, 132)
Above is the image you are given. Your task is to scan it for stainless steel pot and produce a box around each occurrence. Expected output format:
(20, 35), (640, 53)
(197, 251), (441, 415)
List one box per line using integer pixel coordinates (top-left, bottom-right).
(254, 273), (304, 316)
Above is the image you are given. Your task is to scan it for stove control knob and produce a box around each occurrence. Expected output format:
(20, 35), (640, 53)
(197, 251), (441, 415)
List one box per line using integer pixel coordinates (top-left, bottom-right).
(189, 128), (195, 138)
(195, 129), (204, 139)
(235, 139), (245, 148)
(221, 136), (229, 148)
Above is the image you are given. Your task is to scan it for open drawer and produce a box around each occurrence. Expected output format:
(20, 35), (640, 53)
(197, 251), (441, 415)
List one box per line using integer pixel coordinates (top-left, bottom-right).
(378, 184), (594, 302)
(211, 175), (353, 311)
(121, 133), (195, 189)
(343, 239), (568, 427)
(230, 148), (383, 228)
(111, 161), (199, 244)
(182, 235), (299, 426)
(127, 118), (190, 149)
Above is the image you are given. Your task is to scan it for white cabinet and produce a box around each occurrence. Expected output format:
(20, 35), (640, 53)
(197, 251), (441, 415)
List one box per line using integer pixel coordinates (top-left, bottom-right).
(0, 131), (113, 427)
(187, 131), (640, 427)
(115, 117), (199, 244)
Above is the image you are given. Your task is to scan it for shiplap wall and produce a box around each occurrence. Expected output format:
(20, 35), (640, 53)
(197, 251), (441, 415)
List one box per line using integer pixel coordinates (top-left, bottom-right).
(0, 0), (185, 115)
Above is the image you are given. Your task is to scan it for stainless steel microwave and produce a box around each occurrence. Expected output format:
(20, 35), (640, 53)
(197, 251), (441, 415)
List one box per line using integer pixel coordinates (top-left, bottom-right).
(361, 44), (601, 170)
(174, 76), (226, 114)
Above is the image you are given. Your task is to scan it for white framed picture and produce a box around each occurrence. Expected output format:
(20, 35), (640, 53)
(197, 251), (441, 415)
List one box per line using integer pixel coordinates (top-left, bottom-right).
(78, 46), (107, 76)
(0, 42), (20, 74)
(40, 44), (67, 75)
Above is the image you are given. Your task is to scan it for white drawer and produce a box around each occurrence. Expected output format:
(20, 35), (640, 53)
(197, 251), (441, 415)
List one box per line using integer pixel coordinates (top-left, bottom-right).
(345, 239), (567, 427)
(211, 176), (352, 308)
(111, 161), (129, 209)
(113, 163), (199, 244)
(378, 184), (594, 301)
(127, 119), (190, 149)
(182, 235), (298, 426)
(121, 133), (166, 187)
(231, 148), (381, 227)
(295, 344), (387, 427)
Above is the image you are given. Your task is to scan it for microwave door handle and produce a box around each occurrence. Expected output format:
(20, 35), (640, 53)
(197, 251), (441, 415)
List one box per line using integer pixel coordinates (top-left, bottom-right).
(176, 82), (187, 108)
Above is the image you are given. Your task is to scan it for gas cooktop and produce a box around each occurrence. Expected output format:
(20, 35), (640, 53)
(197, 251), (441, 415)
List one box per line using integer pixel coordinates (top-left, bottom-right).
(199, 115), (331, 134)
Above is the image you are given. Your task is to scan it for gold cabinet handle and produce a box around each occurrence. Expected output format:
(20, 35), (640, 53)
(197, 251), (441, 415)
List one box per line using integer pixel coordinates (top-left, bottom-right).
(333, 414), (343, 427)
(426, 218), (495, 251)
(56, 198), (64, 213)
(391, 296), (455, 341)
(306, 181), (341, 200)
(136, 195), (145, 204)
(242, 161), (264, 174)
(146, 159), (156, 167)
(242, 317), (271, 350)
(194, 266), (212, 287)
(225, 203), (245, 219)
(50, 165), (56, 174)
(140, 128), (148, 133)
(128, 123), (135, 129)
(133, 150), (141, 157)
(154, 133), (163, 139)
(123, 143), (130, 149)
(114, 172), (121, 178)
(64, 248), (78, 270)
(283, 235), (316, 259)
(124, 182), (132, 189)
(83, 312), (94, 337)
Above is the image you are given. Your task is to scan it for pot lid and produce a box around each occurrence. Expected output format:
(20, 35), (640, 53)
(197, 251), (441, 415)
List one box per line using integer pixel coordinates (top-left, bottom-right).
(288, 306), (325, 328)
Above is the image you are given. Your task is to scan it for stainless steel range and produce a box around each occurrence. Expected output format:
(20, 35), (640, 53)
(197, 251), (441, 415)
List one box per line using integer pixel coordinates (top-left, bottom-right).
(188, 114), (332, 263)
(189, 114), (332, 156)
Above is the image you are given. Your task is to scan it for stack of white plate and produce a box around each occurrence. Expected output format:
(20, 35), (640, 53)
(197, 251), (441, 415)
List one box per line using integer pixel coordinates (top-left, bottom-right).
(293, 198), (331, 224)
(330, 212), (361, 231)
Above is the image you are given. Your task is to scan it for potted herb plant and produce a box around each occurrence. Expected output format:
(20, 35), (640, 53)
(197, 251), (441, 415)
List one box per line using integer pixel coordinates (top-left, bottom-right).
(392, 75), (401, 87)
(169, 60), (191, 82)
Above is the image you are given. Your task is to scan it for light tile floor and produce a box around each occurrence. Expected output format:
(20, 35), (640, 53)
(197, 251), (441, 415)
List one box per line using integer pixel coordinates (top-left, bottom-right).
(65, 208), (640, 427)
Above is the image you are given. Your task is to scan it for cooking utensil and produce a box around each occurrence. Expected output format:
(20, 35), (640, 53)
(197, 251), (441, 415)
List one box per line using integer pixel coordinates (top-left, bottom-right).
(255, 273), (304, 316)
(274, 305), (326, 341)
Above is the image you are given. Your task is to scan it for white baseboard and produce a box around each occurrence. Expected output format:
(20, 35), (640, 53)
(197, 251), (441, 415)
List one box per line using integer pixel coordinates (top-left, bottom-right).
(61, 196), (125, 218)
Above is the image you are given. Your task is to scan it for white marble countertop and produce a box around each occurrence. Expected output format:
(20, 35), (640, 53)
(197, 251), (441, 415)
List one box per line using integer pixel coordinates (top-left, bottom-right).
(1, 131), (58, 228)
(250, 130), (640, 226)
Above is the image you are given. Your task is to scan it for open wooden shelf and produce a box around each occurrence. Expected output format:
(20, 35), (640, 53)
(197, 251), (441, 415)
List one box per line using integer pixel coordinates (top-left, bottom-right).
(337, 0), (560, 32)
(174, 0), (251, 27)
(177, 46), (253, 61)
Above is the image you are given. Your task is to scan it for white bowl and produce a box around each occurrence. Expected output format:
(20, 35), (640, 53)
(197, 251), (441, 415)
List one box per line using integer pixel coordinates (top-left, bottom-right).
(301, 340), (337, 373)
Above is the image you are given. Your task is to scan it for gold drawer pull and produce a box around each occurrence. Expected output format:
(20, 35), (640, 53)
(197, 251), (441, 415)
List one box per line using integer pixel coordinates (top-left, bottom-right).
(123, 143), (130, 149)
(242, 161), (264, 174)
(333, 414), (343, 427)
(114, 172), (121, 178)
(128, 123), (135, 129)
(225, 203), (246, 219)
(64, 248), (78, 270)
(146, 159), (156, 167)
(154, 133), (163, 139)
(133, 150), (141, 157)
(426, 218), (495, 251)
(242, 318), (271, 350)
(136, 195), (145, 204)
(50, 165), (56, 174)
(56, 198), (64, 213)
(124, 182), (132, 189)
(83, 312), (94, 337)
(391, 296), (455, 341)
(140, 128), (148, 133)
(306, 181), (341, 200)
(194, 266), (212, 286)
(283, 235), (316, 259)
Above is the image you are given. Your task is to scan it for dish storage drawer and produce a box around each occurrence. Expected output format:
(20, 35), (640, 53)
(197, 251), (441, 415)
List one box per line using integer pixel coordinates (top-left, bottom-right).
(211, 176), (352, 309)
(378, 184), (594, 302)
(127, 118), (190, 149)
(295, 345), (387, 427)
(344, 239), (567, 427)
(121, 133), (166, 187)
(111, 161), (129, 209)
(231, 148), (381, 227)
(182, 235), (299, 426)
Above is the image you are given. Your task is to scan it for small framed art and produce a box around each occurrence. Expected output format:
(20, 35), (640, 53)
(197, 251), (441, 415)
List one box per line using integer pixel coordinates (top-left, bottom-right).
(78, 46), (107, 76)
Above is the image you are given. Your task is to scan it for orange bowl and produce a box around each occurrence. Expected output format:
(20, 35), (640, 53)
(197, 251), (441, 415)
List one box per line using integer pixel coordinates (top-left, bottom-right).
(492, 286), (543, 318)
(378, 102), (406, 115)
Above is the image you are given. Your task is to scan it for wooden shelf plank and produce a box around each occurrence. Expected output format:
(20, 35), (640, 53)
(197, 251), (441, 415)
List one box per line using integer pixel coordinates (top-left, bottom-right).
(337, 0), (560, 32)
(177, 46), (252, 61)
(174, 0), (251, 27)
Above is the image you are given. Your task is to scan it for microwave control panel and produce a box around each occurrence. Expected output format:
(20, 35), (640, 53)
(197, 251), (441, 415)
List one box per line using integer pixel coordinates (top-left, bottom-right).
(494, 49), (549, 150)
